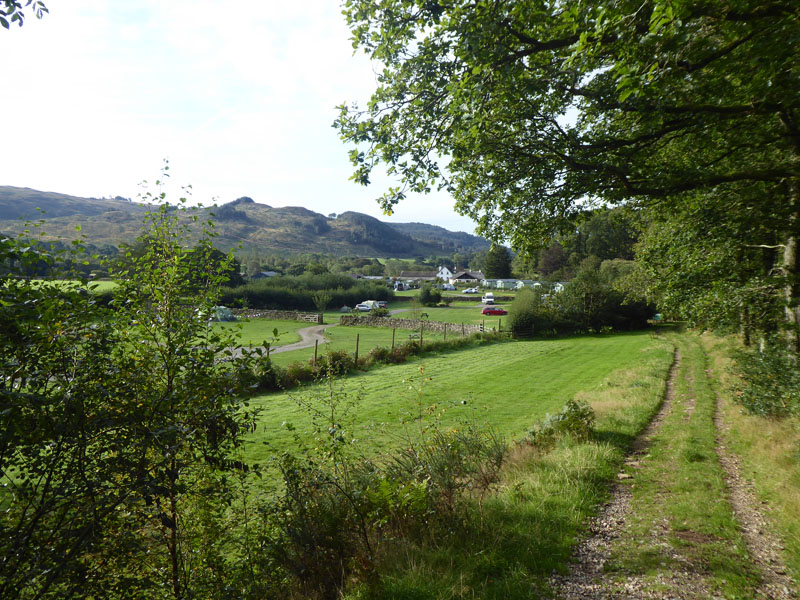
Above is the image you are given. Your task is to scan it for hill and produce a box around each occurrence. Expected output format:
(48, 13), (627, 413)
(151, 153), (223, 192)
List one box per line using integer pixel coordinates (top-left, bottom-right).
(0, 186), (489, 257)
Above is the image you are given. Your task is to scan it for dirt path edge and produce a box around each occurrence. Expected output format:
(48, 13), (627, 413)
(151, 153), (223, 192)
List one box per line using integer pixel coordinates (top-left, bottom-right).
(548, 348), (681, 599)
(711, 370), (798, 600)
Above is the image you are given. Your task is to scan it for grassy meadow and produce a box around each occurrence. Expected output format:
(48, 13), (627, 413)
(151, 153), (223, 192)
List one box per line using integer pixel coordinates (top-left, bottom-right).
(238, 329), (800, 597)
(243, 331), (669, 471)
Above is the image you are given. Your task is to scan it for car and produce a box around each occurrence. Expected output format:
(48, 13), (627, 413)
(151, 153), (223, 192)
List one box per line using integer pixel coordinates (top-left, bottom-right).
(482, 306), (507, 315)
(355, 303), (372, 311)
(376, 300), (388, 309)
(463, 287), (478, 294)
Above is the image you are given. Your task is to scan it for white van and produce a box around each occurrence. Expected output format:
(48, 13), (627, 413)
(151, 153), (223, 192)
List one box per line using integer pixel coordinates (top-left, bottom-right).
(481, 292), (495, 304)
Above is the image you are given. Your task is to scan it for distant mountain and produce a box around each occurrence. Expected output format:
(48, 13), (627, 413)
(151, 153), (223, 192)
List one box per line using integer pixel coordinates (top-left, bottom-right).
(0, 186), (489, 257)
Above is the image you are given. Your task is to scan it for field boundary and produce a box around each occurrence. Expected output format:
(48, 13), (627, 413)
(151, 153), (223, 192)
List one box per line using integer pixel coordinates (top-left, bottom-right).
(232, 308), (322, 323)
(340, 314), (483, 334)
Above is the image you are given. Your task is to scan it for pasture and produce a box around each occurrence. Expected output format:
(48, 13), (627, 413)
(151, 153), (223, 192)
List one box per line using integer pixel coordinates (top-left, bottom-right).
(242, 331), (668, 466)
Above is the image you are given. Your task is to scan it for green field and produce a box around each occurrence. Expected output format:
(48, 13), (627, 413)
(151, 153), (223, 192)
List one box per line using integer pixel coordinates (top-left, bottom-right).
(267, 323), (451, 367)
(243, 332), (666, 465)
(211, 318), (307, 346)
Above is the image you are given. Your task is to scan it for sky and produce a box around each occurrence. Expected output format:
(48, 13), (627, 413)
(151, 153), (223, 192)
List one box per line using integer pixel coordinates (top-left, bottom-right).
(0, 1), (479, 233)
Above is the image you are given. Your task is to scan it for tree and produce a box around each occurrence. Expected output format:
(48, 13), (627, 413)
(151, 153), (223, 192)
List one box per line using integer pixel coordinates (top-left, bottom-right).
(1, 0), (47, 29)
(336, 0), (800, 348)
(418, 283), (441, 306)
(1, 184), (258, 598)
(484, 245), (512, 279)
(538, 242), (569, 277)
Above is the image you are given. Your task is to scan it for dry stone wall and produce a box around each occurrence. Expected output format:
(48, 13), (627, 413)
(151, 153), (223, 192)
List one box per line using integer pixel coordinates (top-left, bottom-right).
(232, 309), (323, 324)
(340, 315), (483, 335)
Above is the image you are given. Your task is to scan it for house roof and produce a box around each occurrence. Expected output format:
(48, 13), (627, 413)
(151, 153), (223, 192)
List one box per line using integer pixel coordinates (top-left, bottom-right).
(451, 270), (484, 280)
(400, 271), (437, 279)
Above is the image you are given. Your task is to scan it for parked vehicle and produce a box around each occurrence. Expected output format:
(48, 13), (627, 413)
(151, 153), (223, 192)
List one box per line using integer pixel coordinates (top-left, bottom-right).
(376, 300), (388, 309)
(463, 287), (478, 294)
(355, 303), (372, 311)
(481, 292), (495, 304)
(482, 306), (507, 315)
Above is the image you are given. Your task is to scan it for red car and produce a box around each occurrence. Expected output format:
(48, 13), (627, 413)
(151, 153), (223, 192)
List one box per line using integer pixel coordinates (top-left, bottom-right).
(481, 306), (507, 315)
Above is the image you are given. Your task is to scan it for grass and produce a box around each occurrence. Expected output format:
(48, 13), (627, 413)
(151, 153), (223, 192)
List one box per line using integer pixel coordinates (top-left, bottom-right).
(28, 278), (118, 292)
(341, 330), (674, 598)
(700, 333), (800, 586)
(211, 318), (307, 346)
(603, 332), (760, 598)
(243, 331), (667, 478)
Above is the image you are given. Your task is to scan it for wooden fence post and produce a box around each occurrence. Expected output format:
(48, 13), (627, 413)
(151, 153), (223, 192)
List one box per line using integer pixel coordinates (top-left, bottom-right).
(314, 339), (319, 365)
(355, 333), (360, 363)
(420, 321), (424, 346)
(461, 322), (465, 336)
(444, 322), (447, 341)
(266, 342), (270, 359)
(392, 328), (396, 349)
(499, 318), (501, 332)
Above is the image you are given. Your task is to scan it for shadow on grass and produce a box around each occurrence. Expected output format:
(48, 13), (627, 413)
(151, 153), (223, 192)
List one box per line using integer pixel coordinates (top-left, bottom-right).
(364, 443), (620, 600)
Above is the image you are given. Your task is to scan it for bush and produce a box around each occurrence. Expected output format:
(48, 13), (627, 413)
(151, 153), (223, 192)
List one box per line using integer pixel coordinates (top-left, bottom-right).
(733, 342), (800, 418)
(526, 400), (595, 450)
(418, 284), (441, 307)
(219, 275), (393, 311)
(313, 349), (355, 376)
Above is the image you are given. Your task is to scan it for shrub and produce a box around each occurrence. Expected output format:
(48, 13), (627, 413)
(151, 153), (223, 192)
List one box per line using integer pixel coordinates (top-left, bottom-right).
(314, 349), (355, 376)
(418, 284), (441, 307)
(526, 400), (595, 450)
(281, 361), (316, 387)
(733, 342), (800, 418)
(251, 356), (283, 392)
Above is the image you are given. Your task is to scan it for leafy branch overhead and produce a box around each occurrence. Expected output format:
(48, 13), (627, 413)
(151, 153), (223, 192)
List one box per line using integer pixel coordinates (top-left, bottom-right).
(336, 0), (798, 244)
(0, 0), (47, 29)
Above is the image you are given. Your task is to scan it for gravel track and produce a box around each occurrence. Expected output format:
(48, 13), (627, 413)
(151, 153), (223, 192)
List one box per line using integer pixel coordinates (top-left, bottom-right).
(711, 372), (797, 599)
(550, 347), (798, 599)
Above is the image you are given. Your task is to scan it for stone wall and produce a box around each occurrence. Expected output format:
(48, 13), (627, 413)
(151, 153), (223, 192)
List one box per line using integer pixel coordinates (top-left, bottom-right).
(232, 309), (323, 324)
(340, 315), (483, 335)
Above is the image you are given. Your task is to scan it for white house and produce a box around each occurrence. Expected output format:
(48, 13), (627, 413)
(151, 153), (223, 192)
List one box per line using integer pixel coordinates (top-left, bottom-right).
(437, 265), (454, 281)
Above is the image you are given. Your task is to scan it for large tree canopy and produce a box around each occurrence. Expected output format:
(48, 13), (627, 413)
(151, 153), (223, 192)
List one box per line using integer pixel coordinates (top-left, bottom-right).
(336, 0), (800, 344)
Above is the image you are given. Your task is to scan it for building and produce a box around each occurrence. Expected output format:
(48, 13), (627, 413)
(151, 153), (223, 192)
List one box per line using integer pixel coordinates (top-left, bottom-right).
(449, 270), (485, 284)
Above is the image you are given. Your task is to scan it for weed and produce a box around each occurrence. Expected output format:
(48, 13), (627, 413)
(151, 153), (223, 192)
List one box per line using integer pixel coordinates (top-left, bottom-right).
(525, 400), (595, 451)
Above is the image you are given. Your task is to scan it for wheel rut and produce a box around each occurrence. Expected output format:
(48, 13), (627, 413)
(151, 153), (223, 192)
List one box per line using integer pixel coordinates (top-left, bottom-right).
(711, 372), (797, 599)
(549, 348), (681, 599)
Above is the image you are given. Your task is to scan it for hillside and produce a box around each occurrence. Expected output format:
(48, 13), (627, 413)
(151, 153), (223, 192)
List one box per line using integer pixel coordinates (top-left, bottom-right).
(0, 186), (489, 257)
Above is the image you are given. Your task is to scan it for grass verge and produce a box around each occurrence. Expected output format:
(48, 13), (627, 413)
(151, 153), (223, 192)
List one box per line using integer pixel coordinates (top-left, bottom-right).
(700, 333), (800, 586)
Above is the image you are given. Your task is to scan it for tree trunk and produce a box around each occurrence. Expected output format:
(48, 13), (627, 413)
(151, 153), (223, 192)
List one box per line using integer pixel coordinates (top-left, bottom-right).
(783, 227), (800, 354)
